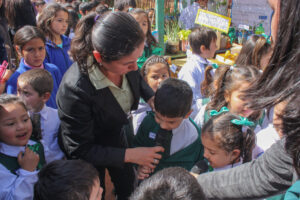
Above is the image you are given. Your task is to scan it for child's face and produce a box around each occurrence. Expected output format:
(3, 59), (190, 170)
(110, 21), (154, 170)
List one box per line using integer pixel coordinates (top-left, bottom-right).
(154, 111), (186, 131)
(17, 81), (46, 113)
(273, 101), (287, 138)
(89, 178), (103, 200)
(20, 38), (46, 67)
(0, 103), (32, 146)
(133, 14), (148, 37)
(145, 63), (169, 92)
(225, 82), (254, 118)
(51, 10), (69, 37)
(201, 39), (217, 59)
(201, 134), (239, 169)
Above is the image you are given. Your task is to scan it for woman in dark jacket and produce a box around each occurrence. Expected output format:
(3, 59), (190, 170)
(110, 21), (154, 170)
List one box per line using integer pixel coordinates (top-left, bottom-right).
(56, 12), (164, 200)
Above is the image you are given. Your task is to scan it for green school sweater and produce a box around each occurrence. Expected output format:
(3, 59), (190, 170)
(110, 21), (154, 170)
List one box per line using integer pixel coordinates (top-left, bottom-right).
(133, 112), (204, 173)
(137, 45), (163, 69)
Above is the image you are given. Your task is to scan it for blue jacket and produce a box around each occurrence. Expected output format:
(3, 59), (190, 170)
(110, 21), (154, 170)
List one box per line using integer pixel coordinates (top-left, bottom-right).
(5, 59), (62, 109)
(45, 35), (73, 76)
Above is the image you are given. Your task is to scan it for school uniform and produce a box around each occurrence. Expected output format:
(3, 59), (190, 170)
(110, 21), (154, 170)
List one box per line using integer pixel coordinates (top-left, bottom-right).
(0, 140), (46, 200)
(178, 54), (211, 104)
(30, 105), (64, 163)
(131, 99), (152, 135)
(213, 159), (243, 172)
(137, 44), (162, 69)
(45, 35), (73, 76)
(133, 112), (204, 173)
(5, 58), (62, 109)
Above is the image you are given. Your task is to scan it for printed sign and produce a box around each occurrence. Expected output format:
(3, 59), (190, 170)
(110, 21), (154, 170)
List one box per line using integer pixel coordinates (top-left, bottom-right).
(195, 9), (231, 33)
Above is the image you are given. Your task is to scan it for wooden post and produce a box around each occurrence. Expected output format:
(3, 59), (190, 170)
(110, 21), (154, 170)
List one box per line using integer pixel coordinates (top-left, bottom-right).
(156, 0), (165, 55)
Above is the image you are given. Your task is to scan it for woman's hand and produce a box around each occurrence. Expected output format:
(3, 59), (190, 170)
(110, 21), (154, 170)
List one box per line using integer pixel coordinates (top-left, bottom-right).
(125, 146), (164, 169)
(17, 147), (40, 172)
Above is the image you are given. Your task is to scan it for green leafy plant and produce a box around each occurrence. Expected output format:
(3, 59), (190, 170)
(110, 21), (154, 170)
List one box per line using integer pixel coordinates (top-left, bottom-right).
(178, 29), (191, 41)
(165, 20), (180, 43)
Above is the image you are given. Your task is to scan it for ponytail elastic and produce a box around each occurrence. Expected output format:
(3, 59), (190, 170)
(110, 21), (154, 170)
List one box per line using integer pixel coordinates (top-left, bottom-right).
(209, 106), (229, 117)
(94, 15), (100, 22)
(231, 116), (255, 127)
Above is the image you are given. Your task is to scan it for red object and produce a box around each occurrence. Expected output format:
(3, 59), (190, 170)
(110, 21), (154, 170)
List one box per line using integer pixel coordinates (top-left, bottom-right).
(0, 60), (8, 80)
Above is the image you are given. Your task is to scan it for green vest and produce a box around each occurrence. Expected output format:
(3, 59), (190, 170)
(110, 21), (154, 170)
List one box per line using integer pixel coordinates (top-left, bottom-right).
(0, 141), (46, 175)
(133, 112), (204, 173)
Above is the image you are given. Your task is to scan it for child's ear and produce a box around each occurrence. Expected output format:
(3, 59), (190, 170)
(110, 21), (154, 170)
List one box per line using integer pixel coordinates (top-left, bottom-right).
(15, 46), (22, 58)
(224, 90), (230, 103)
(231, 149), (241, 163)
(93, 50), (103, 63)
(200, 45), (206, 54)
(184, 109), (193, 119)
(41, 92), (51, 103)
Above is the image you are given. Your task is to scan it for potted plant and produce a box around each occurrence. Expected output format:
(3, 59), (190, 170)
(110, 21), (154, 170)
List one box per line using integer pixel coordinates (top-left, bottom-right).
(178, 29), (191, 52)
(165, 20), (181, 54)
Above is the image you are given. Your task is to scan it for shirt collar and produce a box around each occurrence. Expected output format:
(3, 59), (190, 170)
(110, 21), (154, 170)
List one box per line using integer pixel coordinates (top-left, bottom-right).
(0, 140), (36, 157)
(172, 118), (190, 136)
(191, 54), (210, 65)
(214, 159), (243, 172)
(29, 105), (47, 121)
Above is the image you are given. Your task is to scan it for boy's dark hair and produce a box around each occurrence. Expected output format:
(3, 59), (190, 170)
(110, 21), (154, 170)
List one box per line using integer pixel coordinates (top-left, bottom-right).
(95, 4), (109, 16)
(18, 68), (53, 96)
(79, 2), (94, 15)
(130, 167), (207, 200)
(155, 78), (192, 118)
(202, 112), (255, 163)
(188, 27), (217, 55)
(34, 160), (99, 200)
(14, 25), (46, 51)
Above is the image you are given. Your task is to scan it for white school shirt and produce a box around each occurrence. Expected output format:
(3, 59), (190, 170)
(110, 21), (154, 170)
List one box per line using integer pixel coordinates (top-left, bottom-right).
(256, 123), (279, 152)
(178, 54), (210, 105)
(0, 140), (39, 200)
(213, 159), (243, 172)
(170, 118), (199, 155)
(132, 101), (152, 135)
(30, 105), (64, 163)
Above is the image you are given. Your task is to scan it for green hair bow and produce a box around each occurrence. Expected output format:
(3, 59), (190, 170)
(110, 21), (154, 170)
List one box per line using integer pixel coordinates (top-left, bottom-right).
(210, 107), (229, 117)
(231, 116), (255, 127)
(212, 63), (219, 69)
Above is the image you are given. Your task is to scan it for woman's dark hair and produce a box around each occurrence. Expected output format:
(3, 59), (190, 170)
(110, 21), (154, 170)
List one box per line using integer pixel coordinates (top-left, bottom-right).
(140, 55), (170, 78)
(5, 0), (36, 31)
(70, 11), (144, 73)
(0, 94), (27, 120)
(129, 8), (157, 47)
(34, 160), (99, 200)
(14, 25), (46, 50)
(206, 65), (261, 121)
(279, 89), (300, 176)
(235, 35), (271, 70)
(0, 0), (5, 18)
(244, 0), (300, 110)
(202, 112), (255, 163)
(37, 3), (69, 42)
(114, 0), (136, 11)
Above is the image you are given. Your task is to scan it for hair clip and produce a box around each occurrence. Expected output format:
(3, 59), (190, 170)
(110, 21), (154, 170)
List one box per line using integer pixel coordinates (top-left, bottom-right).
(94, 15), (100, 22)
(210, 106), (229, 117)
(212, 63), (219, 69)
(231, 116), (255, 127)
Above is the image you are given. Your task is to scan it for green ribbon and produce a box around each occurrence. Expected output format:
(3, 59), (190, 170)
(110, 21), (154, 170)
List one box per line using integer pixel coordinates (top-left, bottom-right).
(212, 63), (219, 69)
(231, 116), (255, 127)
(262, 33), (271, 44)
(210, 107), (229, 117)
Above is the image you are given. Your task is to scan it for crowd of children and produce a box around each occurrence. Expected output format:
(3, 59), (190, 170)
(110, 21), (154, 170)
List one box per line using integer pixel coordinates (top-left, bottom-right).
(0, 0), (299, 200)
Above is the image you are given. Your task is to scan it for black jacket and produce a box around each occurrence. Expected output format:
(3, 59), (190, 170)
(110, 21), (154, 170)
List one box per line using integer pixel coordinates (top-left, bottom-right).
(57, 63), (154, 168)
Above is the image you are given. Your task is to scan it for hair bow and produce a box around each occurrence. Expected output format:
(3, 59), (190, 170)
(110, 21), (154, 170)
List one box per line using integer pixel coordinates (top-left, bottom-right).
(27, 143), (43, 169)
(210, 107), (229, 117)
(231, 116), (255, 127)
(212, 63), (219, 69)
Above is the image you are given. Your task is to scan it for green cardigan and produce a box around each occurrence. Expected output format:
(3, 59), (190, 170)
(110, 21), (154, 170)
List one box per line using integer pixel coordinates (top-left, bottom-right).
(137, 45), (162, 69)
(133, 112), (204, 173)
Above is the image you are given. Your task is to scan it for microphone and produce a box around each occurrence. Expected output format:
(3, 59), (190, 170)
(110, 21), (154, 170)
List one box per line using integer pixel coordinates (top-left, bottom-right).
(190, 160), (209, 174)
(155, 128), (170, 147)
